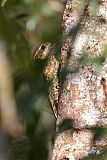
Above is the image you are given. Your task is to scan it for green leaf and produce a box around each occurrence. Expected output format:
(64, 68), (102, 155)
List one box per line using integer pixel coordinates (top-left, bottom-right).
(1, 0), (7, 7)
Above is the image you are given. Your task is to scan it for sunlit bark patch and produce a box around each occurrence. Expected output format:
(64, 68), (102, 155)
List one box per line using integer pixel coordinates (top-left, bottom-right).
(52, 129), (94, 160)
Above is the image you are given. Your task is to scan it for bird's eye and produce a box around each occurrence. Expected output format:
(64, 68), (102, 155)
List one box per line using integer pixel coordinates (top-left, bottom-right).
(41, 44), (46, 50)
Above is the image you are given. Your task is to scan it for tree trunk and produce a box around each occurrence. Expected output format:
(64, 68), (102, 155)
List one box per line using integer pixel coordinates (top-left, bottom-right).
(52, 0), (107, 159)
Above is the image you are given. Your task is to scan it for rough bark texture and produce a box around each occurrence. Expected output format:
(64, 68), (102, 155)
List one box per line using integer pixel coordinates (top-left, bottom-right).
(52, 0), (107, 160)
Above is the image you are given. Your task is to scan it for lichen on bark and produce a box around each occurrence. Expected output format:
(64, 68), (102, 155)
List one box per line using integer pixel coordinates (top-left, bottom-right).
(52, 0), (107, 160)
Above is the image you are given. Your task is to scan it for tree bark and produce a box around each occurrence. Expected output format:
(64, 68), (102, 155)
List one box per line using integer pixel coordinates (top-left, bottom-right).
(52, 0), (107, 159)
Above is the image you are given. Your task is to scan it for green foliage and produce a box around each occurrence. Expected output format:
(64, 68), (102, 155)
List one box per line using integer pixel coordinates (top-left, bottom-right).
(1, 0), (8, 7)
(0, 0), (62, 159)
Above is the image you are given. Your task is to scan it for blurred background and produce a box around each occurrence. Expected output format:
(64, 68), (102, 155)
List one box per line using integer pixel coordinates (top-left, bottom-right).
(0, 0), (64, 159)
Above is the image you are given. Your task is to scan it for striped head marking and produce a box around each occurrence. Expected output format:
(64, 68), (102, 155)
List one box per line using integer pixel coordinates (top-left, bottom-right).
(33, 42), (51, 60)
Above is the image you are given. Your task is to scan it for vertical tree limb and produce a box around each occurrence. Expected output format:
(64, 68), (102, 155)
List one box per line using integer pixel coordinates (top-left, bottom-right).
(0, 39), (25, 139)
(52, 0), (107, 159)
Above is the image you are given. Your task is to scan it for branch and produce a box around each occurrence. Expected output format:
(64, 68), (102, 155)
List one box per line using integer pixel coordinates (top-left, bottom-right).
(52, 0), (107, 159)
(0, 39), (25, 139)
